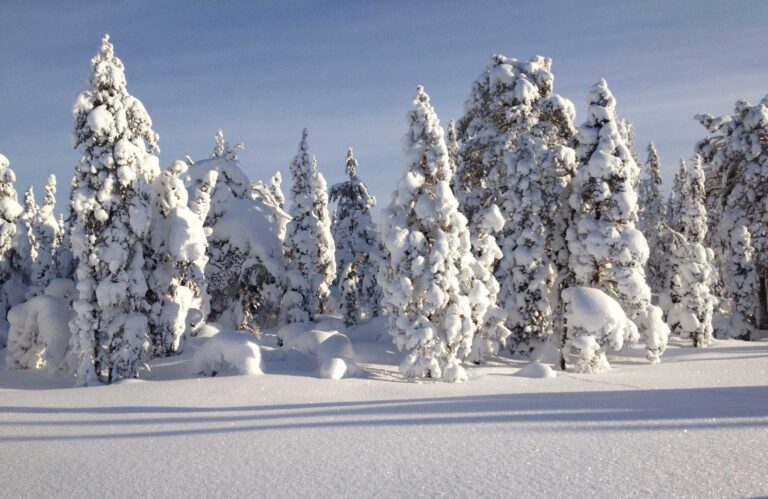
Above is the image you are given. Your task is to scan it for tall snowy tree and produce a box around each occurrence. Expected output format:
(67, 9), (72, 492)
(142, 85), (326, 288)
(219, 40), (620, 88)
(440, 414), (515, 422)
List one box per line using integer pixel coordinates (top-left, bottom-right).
(666, 159), (687, 233)
(660, 155), (716, 347)
(637, 143), (667, 294)
(381, 86), (479, 382)
(456, 55), (577, 355)
(0, 154), (26, 323)
(282, 129), (336, 323)
(564, 80), (668, 366)
(695, 97), (768, 336)
(68, 34), (161, 384)
(446, 119), (459, 177)
(29, 175), (61, 297)
(329, 148), (381, 326)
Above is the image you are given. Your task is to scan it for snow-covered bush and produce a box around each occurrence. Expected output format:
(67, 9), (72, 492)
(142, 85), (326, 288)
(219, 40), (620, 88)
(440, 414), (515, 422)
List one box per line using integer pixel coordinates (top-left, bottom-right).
(637, 143), (667, 294)
(329, 148), (381, 326)
(695, 96), (768, 337)
(561, 287), (638, 373)
(565, 80), (668, 363)
(381, 86), (479, 382)
(0, 154), (28, 325)
(67, 34), (161, 384)
(185, 137), (287, 332)
(191, 330), (263, 376)
(282, 129), (336, 323)
(5, 283), (75, 373)
(661, 156), (716, 347)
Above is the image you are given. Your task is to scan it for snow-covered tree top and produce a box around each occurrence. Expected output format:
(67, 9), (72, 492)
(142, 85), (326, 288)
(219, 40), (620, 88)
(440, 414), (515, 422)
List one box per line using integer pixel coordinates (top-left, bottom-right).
(211, 129), (244, 161)
(344, 148), (358, 178)
(72, 33), (159, 154)
(401, 85), (451, 182)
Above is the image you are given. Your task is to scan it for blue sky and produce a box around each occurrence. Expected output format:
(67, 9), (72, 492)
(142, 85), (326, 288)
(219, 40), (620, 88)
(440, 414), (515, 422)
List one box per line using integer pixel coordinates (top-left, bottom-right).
(1, 0), (767, 214)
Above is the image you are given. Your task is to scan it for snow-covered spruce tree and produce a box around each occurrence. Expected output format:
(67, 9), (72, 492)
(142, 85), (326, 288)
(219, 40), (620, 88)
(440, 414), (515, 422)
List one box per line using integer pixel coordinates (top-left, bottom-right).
(446, 119), (459, 178)
(0, 154), (26, 324)
(456, 55), (578, 355)
(666, 159), (687, 233)
(660, 155), (716, 347)
(465, 204), (511, 363)
(564, 80), (668, 367)
(211, 129), (243, 161)
(68, 34), (161, 385)
(282, 129), (336, 323)
(19, 186), (37, 288)
(149, 160), (211, 355)
(637, 143), (667, 294)
(694, 98), (768, 337)
(381, 86), (478, 382)
(329, 148), (381, 326)
(29, 175), (61, 297)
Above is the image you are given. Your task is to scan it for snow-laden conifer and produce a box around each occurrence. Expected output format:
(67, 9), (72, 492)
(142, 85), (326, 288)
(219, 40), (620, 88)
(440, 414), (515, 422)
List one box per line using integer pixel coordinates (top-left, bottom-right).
(29, 175), (61, 297)
(446, 120), (459, 177)
(660, 155), (716, 347)
(637, 143), (667, 294)
(465, 204), (511, 363)
(565, 80), (668, 366)
(329, 148), (381, 326)
(666, 159), (687, 234)
(381, 86), (478, 382)
(457, 55), (577, 355)
(185, 133), (286, 331)
(282, 130), (336, 323)
(695, 97), (768, 336)
(0, 155), (26, 324)
(68, 34), (161, 384)
(149, 160), (211, 355)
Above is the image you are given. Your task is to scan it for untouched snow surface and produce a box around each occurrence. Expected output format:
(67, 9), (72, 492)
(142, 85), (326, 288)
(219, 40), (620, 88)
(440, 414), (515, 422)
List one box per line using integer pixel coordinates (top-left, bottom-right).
(0, 331), (766, 498)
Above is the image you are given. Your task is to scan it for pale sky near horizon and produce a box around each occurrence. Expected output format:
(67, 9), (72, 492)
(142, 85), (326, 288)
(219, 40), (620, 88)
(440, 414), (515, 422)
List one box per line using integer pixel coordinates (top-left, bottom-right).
(1, 0), (767, 214)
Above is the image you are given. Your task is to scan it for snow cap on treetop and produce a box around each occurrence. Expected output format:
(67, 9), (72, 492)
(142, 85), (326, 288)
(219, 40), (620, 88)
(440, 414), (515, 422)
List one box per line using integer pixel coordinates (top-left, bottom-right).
(345, 147), (357, 178)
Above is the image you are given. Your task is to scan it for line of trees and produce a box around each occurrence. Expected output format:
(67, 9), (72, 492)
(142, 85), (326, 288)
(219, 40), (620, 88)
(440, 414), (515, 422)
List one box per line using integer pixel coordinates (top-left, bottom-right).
(1, 36), (766, 384)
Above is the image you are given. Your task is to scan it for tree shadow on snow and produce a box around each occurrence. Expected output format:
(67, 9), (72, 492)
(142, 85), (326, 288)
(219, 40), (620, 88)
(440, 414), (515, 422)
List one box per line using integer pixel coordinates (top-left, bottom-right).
(0, 386), (766, 442)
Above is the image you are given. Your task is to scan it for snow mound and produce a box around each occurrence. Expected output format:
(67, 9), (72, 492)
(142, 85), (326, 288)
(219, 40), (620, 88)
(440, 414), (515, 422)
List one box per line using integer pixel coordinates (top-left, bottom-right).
(191, 330), (262, 376)
(562, 287), (637, 373)
(517, 362), (557, 379)
(5, 295), (74, 372)
(283, 328), (358, 379)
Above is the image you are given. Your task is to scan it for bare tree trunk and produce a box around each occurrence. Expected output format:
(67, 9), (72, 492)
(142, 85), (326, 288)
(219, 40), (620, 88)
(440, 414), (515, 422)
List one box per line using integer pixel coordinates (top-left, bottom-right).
(758, 271), (768, 332)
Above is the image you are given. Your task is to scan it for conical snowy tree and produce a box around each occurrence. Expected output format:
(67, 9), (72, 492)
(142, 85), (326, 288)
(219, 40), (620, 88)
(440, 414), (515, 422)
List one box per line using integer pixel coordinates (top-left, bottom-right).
(29, 175), (61, 297)
(329, 148), (381, 326)
(564, 80), (668, 367)
(694, 97), (768, 337)
(19, 186), (37, 288)
(381, 86), (478, 382)
(637, 142), (667, 294)
(282, 129), (336, 323)
(0, 155), (26, 324)
(68, 34), (161, 384)
(269, 171), (285, 208)
(660, 155), (716, 347)
(666, 159), (687, 234)
(446, 119), (459, 177)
